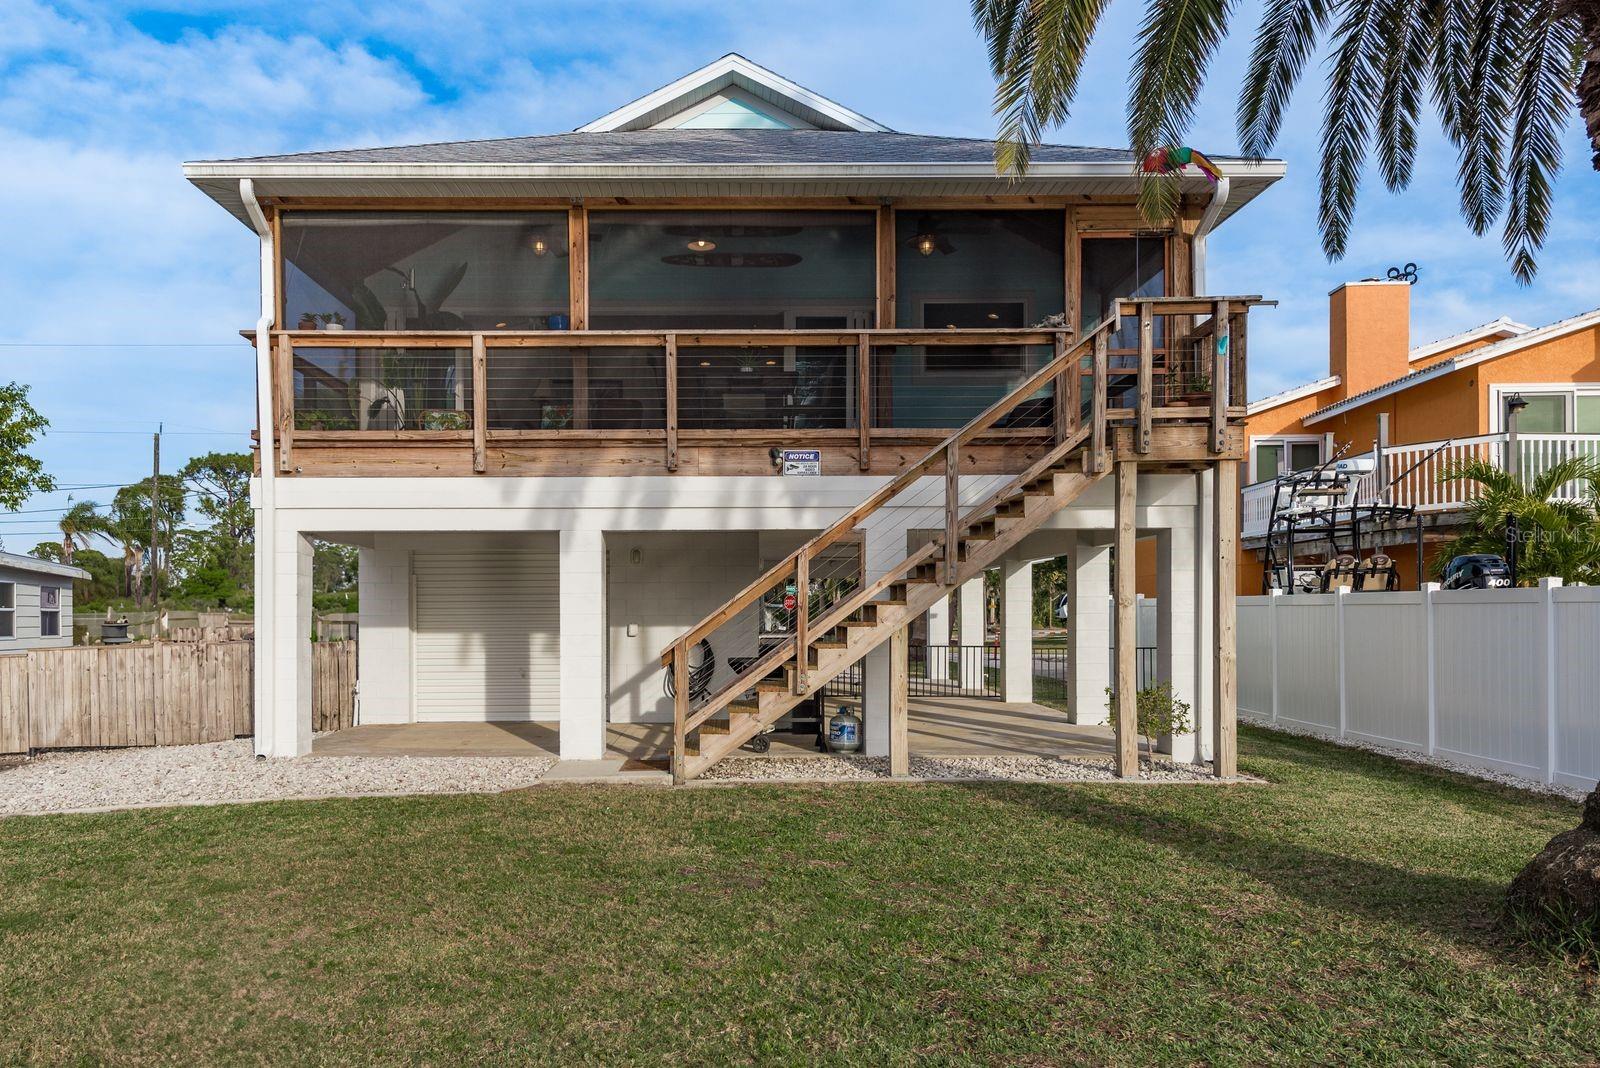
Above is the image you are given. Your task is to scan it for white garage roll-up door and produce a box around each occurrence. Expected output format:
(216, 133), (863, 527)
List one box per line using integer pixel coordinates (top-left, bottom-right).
(413, 550), (559, 721)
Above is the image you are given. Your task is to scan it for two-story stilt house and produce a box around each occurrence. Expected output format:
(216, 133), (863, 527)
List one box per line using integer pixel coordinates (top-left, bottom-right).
(185, 55), (1282, 780)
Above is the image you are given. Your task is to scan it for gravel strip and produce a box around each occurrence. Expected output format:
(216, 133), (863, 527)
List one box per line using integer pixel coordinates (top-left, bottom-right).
(1249, 719), (1590, 801)
(0, 740), (558, 817)
(699, 753), (1225, 783)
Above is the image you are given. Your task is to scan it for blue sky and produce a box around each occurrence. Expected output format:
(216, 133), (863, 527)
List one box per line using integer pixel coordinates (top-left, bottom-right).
(1, 0), (1596, 550)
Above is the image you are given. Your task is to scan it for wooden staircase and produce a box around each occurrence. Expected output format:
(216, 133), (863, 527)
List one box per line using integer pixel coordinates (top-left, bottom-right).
(675, 440), (1107, 778)
(661, 296), (1255, 782)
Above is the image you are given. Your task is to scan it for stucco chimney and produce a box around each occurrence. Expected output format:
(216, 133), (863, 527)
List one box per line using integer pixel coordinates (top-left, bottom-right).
(1329, 280), (1411, 399)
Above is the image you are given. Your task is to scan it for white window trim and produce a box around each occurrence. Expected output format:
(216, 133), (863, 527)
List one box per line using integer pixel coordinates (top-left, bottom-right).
(1248, 434), (1326, 484)
(0, 581), (13, 641)
(1488, 383), (1600, 433)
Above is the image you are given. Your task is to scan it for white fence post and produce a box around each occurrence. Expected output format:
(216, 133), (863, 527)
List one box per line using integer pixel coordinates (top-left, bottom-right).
(1335, 586), (1349, 740)
(1422, 582), (1440, 757)
(1268, 587), (1283, 723)
(1542, 577), (1562, 785)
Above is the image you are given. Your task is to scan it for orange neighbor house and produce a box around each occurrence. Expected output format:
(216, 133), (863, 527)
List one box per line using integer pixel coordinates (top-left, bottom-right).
(1240, 279), (1600, 593)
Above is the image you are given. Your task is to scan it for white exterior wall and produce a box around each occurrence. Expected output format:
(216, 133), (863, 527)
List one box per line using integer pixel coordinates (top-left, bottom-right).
(266, 470), (1209, 755)
(1000, 559), (1033, 702)
(559, 530), (607, 759)
(356, 543), (411, 725)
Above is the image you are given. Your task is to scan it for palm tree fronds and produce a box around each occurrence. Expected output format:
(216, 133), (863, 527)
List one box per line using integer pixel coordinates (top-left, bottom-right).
(1237, 0), (1334, 156)
(1372, 0), (1434, 192)
(1318, 0), (1389, 259)
(975, 0), (1114, 175)
(1501, 0), (1582, 282)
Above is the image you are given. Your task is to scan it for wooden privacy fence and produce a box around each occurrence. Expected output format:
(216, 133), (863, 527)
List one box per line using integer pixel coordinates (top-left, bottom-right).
(0, 640), (357, 755)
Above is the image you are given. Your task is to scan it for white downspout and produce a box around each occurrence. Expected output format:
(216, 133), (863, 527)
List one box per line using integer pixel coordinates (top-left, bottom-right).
(240, 178), (278, 757)
(1191, 175), (1230, 295)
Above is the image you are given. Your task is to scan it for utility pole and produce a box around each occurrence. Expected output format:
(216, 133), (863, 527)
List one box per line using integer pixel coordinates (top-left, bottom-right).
(149, 425), (162, 607)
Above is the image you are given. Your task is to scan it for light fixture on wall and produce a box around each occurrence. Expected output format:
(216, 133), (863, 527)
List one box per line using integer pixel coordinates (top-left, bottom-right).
(915, 231), (937, 256)
(530, 236), (549, 256)
(687, 238), (717, 252)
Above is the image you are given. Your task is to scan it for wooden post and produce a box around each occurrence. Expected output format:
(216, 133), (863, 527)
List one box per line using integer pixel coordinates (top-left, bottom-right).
(1066, 336), (1083, 435)
(857, 332), (871, 470)
(274, 333), (294, 474)
(664, 334), (679, 471)
(794, 553), (809, 695)
(1213, 458), (1239, 777)
(1114, 458), (1139, 777)
(1137, 302), (1153, 454)
(672, 643), (689, 785)
(1090, 328), (1108, 474)
(1229, 306), (1247, 409)
(572, 353), (590, 430)
(944, 441), (960, 585)
(889, 624), (909, 777)
(1063, 206), (1080, 336)
(471, 334), (487, 473)
(1211, 299), (1230, 453)
(1052, 331), (1070, 444)
(875, 205), (896, 329)
(567, 204), (588, 330)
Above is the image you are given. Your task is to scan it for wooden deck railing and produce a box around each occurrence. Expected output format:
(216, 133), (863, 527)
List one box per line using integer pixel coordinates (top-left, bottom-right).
(652, 296), (1260, 771)
(259, 303), (1254, 475)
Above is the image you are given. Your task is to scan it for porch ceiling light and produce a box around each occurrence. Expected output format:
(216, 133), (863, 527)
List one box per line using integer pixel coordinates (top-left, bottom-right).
(915, 231), (937, 256)
(531, 236), (549, 256)
(687, 238), (716, 252)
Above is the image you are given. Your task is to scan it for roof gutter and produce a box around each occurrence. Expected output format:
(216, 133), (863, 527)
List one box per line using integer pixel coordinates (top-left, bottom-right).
(240, 177), (279, 758)
(1191, 174), (1230, 295)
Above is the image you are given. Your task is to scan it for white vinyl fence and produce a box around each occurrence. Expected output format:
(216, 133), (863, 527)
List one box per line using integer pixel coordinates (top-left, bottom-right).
(1238, 580), (1600, 791)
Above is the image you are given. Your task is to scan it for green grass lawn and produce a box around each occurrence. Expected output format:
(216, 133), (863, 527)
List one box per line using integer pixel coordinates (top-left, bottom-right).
(2, 728), (1594, 1065)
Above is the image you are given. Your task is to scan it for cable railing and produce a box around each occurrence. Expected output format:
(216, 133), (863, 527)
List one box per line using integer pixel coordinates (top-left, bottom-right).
(655, 296), (1258, 777)
(264, 312), (1247, 474)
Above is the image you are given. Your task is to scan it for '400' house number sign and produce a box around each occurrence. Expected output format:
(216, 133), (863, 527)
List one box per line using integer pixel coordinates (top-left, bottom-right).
(780, 449), (821, 476)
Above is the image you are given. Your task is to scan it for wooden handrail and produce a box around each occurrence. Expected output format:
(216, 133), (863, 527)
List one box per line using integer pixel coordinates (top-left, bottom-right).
(659, 318), (1117, 667)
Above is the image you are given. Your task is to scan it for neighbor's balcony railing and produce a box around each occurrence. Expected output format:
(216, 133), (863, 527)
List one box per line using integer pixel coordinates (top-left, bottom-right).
(263, 302), (1251, 474)
(1241, 431), (1600, 537)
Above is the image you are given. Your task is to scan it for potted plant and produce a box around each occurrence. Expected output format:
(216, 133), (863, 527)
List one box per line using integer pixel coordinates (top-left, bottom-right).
(296, 312), (319, 331)
(420, 409), (471, 431)
(736, 355), (761, 374)
(319, 311), (347, 332)
(1168, 369), (1210, 406)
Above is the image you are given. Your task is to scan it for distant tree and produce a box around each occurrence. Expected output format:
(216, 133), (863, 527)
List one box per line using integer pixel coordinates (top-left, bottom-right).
(108, 476), (187, 605)
(0, 381), (55, 511)
(55, 499), (112, 565)
(178, 451), (254, 590)
(974, 0), (1600, 281)
(312, 540), (359, 594)
(175, 565), (240, 607)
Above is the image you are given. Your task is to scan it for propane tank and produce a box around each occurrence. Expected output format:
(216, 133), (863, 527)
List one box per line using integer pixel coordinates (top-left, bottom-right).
(825, 705), (862, 753)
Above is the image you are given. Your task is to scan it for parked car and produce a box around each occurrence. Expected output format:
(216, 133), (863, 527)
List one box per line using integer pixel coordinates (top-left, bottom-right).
(1441, 554), (1513, 590)
(1053, 592), (1070, 622)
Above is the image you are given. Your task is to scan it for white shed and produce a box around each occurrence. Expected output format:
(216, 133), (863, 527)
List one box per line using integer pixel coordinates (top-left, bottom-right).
(0, 551), (89, 650)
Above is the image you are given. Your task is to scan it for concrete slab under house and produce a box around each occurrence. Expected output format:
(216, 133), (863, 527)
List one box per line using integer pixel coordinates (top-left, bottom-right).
(183, 53), (1282, 781)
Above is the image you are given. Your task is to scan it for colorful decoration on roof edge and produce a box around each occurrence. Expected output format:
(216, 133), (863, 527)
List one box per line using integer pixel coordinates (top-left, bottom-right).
(1140, 146), (1223, 184)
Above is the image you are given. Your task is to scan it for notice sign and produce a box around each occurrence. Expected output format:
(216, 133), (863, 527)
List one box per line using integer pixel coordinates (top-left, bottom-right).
(780, 449), (821, 476)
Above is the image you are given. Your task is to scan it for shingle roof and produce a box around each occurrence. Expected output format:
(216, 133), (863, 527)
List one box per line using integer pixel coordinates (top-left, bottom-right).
(208, 129), (1146, 167)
